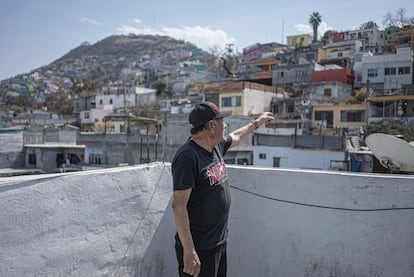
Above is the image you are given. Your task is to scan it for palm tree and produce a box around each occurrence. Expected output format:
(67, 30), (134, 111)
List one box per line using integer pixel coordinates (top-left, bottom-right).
(309, 12), (322, 43)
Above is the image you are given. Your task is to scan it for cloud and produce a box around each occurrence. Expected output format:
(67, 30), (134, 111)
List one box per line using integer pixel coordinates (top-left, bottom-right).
(118, 23), (236, 51)
(79, 17), (101, 25)
(131, 18), (142, 24)
(294, 21), (333, 37)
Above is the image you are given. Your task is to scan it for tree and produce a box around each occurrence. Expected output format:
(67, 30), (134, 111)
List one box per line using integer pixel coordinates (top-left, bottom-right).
(360, 21), (379, 30)
(321, 30), (337, 44)
(4, 93), (36, 112)
(383, 8), (414, 27)
(72, 78), (100, 97)
(309, 12), (322, 43)
(347, 88), (368, 104)
(44, 92), (73, 114)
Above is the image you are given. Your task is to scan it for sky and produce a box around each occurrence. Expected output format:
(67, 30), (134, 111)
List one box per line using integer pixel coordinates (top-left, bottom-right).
(0, 0), (413, 81)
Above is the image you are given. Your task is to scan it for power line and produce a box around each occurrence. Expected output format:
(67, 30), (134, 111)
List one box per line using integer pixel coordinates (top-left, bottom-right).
(230, 185), (414, 212)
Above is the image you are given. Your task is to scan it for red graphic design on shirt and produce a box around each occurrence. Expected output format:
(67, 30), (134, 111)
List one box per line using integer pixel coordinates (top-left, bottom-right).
(206, 159), (228, 186)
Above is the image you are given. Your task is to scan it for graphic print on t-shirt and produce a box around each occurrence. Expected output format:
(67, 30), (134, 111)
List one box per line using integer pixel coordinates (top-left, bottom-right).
(206, 159), (228, 186)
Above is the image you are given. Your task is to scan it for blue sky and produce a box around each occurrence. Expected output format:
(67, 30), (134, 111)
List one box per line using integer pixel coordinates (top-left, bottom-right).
(0, 0), (413, 80)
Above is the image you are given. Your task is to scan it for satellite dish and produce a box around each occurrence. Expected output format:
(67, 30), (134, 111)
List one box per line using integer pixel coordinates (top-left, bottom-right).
(365, 133), (414, 173)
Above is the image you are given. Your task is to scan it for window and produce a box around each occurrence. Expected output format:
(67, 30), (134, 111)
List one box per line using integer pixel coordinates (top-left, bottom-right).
(324, 88), (332, 97)
(384, 67), (396, 75)
(84, 112), (90, 119)
(89, 154), (102, 165)
(259, 153), (267, 159)
(398, 67), (410, 75)
(99, 99), (103, 105)
(109, 99), (113, 104)
(337, 52), (343, 57)
(28, 154), (36, 165)
(221, 96), (241, 107)
(315, 111), (333, 121)
(295, 70), (308, 77)
(340, 110), (365, 122)
(273, 157), (281, 167)
(120, 124), (126, 133)
(287, 104), (294, 113)
(368, 68), (377, 77)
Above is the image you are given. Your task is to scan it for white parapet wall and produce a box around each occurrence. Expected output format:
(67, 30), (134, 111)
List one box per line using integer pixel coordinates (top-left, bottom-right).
(0, 163), (177, 277)
(227, 166), (414, 277)
(1, 163), (414, 276)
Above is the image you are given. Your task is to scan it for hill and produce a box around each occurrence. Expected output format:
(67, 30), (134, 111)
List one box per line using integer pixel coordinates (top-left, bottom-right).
(0, 35), (215, 108)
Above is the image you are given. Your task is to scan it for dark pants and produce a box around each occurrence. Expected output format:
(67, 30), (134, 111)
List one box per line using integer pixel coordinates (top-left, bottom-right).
(175, 241), (227, 277)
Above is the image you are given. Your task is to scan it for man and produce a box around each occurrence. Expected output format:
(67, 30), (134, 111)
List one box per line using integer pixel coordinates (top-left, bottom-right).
(172, 101), (274, 277)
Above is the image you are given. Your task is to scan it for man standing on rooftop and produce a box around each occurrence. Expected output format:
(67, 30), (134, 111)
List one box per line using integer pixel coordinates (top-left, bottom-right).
(172, 101), (274, 277)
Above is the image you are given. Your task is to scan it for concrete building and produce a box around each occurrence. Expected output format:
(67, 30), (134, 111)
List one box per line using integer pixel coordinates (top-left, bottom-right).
(79, 108), (112, 133)
(204, 81), (276, 116)
(23, 125), (85, 173)
(311, 103), (366, 135)
(389, 25), (414, 48)
(361, 47), (413, 94)
(286, 34), (312, 49)
(323, 40), (362, 61)
(312, 64), (355, 85)
(95, 87), (157, 111)
(2, 163), (413, 276)
(346, 27), (387, 54)
(0, 127), (25, 169)
(272, 63), (314, 87)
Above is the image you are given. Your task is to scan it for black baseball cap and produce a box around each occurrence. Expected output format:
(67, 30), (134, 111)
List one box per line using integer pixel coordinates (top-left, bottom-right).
(189, 101), (232, 128)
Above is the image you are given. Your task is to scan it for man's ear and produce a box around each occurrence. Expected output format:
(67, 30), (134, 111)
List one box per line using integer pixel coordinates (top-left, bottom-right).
(208, 120), (215, 130)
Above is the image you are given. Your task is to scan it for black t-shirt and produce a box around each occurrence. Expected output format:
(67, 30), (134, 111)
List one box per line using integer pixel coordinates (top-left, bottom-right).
(172, 136), (232, 250)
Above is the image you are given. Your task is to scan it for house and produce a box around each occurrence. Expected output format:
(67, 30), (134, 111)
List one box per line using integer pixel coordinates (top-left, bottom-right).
(272, 63), (314, 87)
(93, 87), (157, 112)
(361, 46), (413, 95)
(311, 103), (366, 136)
(286, 34), (312, 49)
(346, 27), (386, 54)
(389, 25), (414, 48)
(322, 40), (362, 61)
(79, 108), (112, 133)
(243, 42), (286, 63)
(24, 125), (85, 173)
(203, 81), (278, 116)
(312, 63), (355, 85)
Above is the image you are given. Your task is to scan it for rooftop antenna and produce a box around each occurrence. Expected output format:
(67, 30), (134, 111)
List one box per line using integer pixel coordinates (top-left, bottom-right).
(281, 19), (285, 44)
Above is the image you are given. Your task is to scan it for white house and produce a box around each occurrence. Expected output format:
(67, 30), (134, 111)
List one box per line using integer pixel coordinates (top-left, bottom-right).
(94, 87), (157, 111)
(361, 46), (413, 94)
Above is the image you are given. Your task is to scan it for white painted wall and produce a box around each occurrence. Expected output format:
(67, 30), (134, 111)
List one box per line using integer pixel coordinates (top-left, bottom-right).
(227, 166), (414, 277)
(1, 163), (413, 277)
(0, 163), (176, 277)
(254, 145), (345, 170)
(243, 88), (273, 116)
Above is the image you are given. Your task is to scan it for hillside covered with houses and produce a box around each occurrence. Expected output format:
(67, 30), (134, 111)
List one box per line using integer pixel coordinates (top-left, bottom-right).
(1, 12), (414, 173)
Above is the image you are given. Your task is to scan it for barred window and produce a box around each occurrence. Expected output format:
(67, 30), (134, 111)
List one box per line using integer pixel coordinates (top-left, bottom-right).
(340, 110), (365, 122)
(398, 67), (410, 75)
(384, 67), (396, 75)
(368, 68), (377, 77)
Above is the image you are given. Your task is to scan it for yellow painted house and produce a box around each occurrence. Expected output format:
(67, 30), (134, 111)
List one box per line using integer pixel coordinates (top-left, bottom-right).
(286, 34), (312, 49)
(311, 103), (366, 135)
